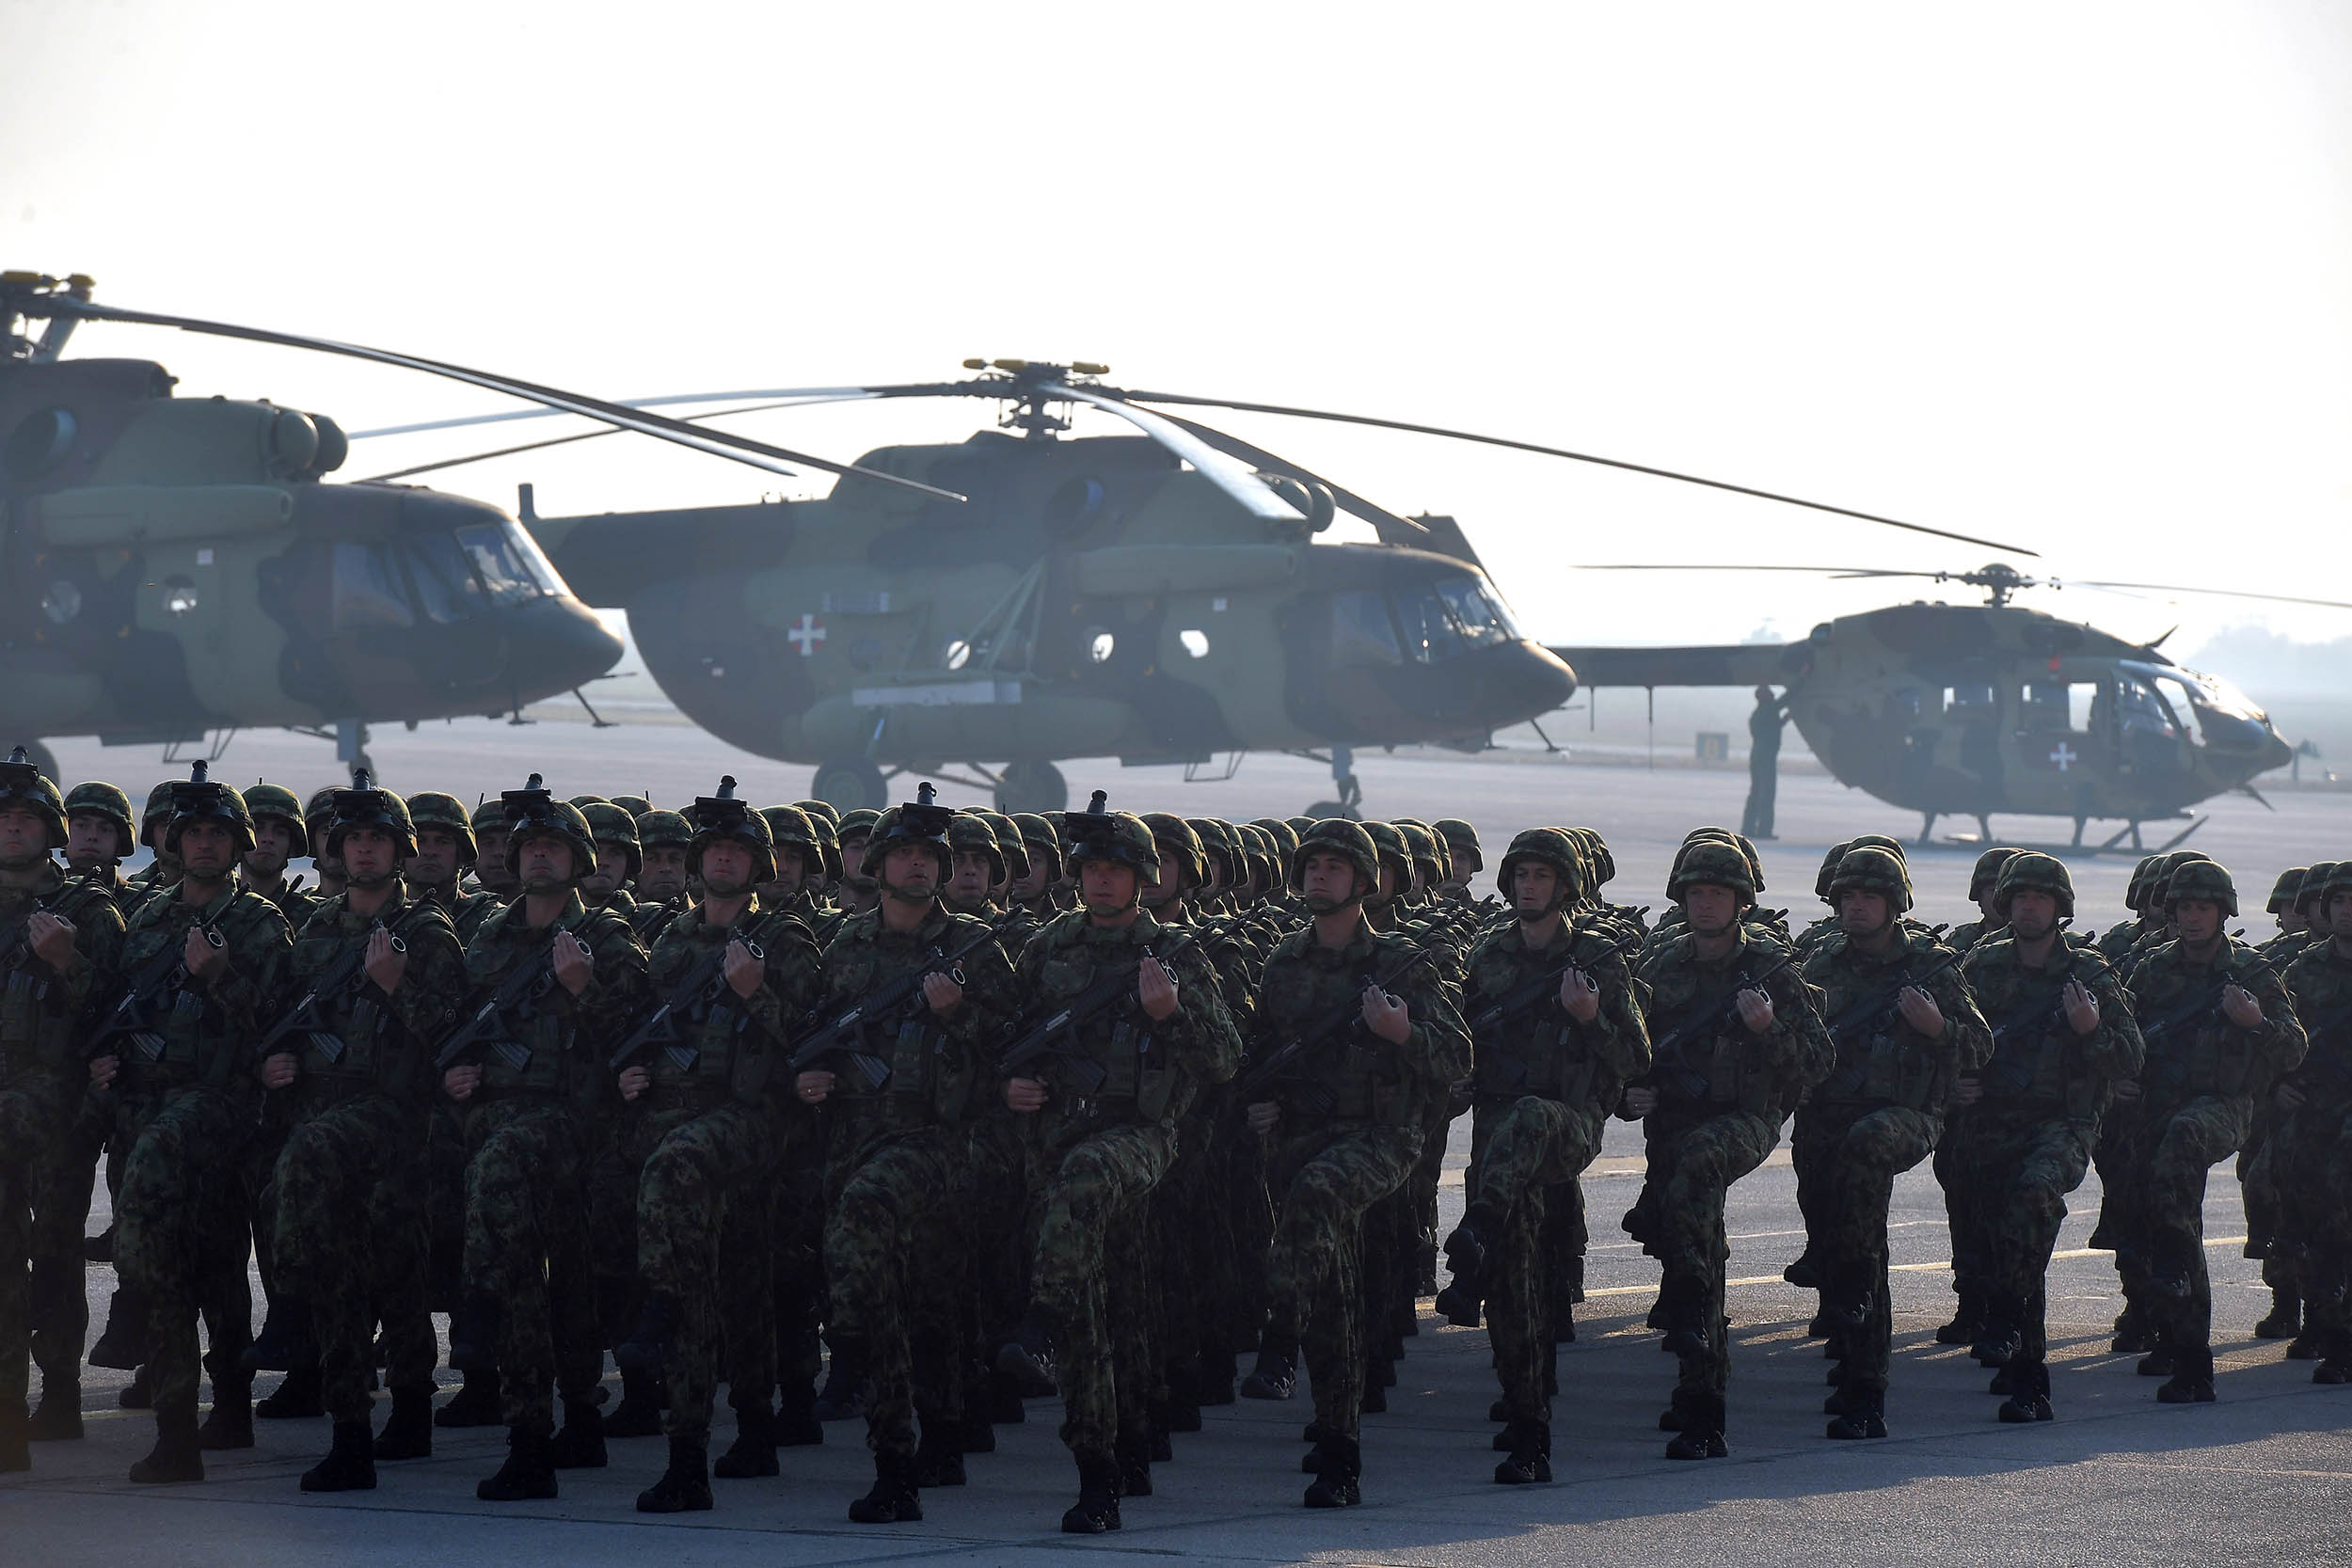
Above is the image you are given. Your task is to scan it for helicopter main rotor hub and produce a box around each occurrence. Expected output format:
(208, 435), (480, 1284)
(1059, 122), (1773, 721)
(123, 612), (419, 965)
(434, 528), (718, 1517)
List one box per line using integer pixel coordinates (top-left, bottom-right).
(958, 357), (1111, 441)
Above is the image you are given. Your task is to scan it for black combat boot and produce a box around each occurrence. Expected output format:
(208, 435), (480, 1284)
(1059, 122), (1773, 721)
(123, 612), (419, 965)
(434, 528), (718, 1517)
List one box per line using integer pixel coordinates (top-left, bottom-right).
(448, 1296), (502, 1374)
(0, 1399), (28, 1472)
(477, 1423), (558, 1501)
(1783, 1250), (1822, 1291)
(1417, 1230), (1439, 1297)
(87, 1287), (151, 1370)
(2255, 1285), (2301, 1340)
(637, 1434), (713, 1513)
(118, 1364), (153, 1409)
(243, 1294), (316, 1372)
(2109, 1306), (2153, 1354)
(1240, 1328), (1298, 1400)
(1970, 1314), (2022, 1368)
(1996, 1358), (2054, 1423)
(1934, 1287), (1982, 1346)
(1659, 1278), (1708, 1358)
(993, 1315), (1056, 1400)
(713, 1403), (779, 1479)
(1494, 1419), (1551, 1484)
(2156, 1344), (2217, 1403)
(1825, 1384), (1886, 1439)
(1302, 1433), (1361, 1507)
(914, 1425), (967, 1488)
(1434, 1215), (1491, 1328)
(129, 1402), (205, 1484)
(1115, 1427), (1152, 1497)
(27, 1380), (82, 1442)
(199, 1379), (254, 1449)
(1060, 1449), (1120, 1533)
(301, 1418), (378, 1492)
(548, 1395), (609, 1466)
(1657, 1386), (1694, 1432)
(817, 1335), (875, 1419)
(435, 1365), (503, 1427)
(2136, 1348), (2176, 1378)
(774, 1377), (825, 1445)
(603, 1364), (665, 1439)
(2312, 1354), (2352, 1385)
(2288, 1329), (2326, 1360)
(849, 1450), (923, 1524)
(1664, 1393), (1727, 1460)
(612, 1291), (678, 1375)
(373, 1386), (434, 1461)
(255, 1363), (322, 1419)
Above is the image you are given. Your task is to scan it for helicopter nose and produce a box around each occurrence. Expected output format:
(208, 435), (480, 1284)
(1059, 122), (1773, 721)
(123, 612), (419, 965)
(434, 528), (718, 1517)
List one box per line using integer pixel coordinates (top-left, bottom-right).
(497, 594), (626, 699)
(1475, 640), (1579, 725)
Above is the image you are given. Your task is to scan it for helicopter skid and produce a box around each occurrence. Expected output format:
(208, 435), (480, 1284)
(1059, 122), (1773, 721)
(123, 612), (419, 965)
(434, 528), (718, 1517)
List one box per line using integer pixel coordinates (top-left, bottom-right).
(1935, 815), (2206, 857)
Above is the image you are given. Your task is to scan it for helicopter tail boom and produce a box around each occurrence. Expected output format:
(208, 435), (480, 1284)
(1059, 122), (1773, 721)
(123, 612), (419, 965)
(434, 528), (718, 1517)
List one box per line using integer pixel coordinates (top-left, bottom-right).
(1545, 643), (1803, 689)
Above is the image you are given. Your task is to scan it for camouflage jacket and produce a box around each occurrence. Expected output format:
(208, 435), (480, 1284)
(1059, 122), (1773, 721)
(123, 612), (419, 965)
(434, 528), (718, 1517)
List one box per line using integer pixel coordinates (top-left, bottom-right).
(2126, 937), (2304, 1112)
(415, 879), (507, 946)
(1802, 927), (1988, 1117)
(1947, 918), (2006, 953)
(628, 894), (687, 946)
(1009, 908), (1237, 1140)
(1793, 911), (1842, 956)
(2281, 939), (2352, 1111)
(244, 871), (316, 927)
(1463, 914), (1649, 1121)
(105, 879), (293, 1104)
(1960, 932), (2140, 1122)
(1632, 927), (1829, 1118)
(814, 901), (1018, 1146)
(263, 888), (467, 1112)
(2097, 917), (2143, 964)
(1245, 915), (1469, 1128)
(0, 863), (126, 1090)
(457, 891), (649, 1113)
(627, 897), (822, 1111)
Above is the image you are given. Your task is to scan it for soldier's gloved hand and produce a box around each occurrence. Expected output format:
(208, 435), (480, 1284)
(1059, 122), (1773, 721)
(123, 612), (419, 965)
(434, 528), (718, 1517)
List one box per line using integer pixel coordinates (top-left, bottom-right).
(89, 1053), (118, 1089)
(1951, 1074), (1983, 1107)
(28, 911), (75, 972)
(1362, 984), (1410, 1043)
(552, 932), (594, 996)
(617, 1065), (650, 1101)
(724, 939), (762, 1000)
(1896, 985), (1945, 1037)
(2222, 983), (2263, 1029)
(2062, 979), (2100, 1036)
(1560, 966), (1600, 1023)
(365, 927), (408, 995)
(1735, 986), (1775, 1035)
(1621, 1085), (1658, 1117)
(1247, 1100), (1281, 1135)
(444, 1064), (483, 1101)
(260, 1052), (298, 1091)
(797, 1069), (835, 1106)
(922, 971), (963, 1016)
(1005, 1076), (1048, 1113)
(2276, 1081), (2307, 1110)
(1138, 957), (1180, 1021)
(184, 926), (227, 982)
(2111, 1077), (2140, 1102)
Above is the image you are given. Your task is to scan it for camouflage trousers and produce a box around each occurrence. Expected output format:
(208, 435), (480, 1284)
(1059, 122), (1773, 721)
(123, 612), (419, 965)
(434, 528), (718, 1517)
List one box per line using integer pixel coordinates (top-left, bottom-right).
(459, 1096), (601, 1433)
(1792, 1101), (1938, 1390)
(1205, 1092), (1273, 1376)
(264, 1090), (433, 1421)
(765, 1132), (828, 1419)
(2237, 1101), (2295, 1300)
(1264, 1119), (1422, 1446)
(635, 1098), (783, 1446)
(1151, 1111), (1216, 1402)
(1026, 1119), (1173, 1459)
(824, 1124), (966, 1460)
(1648, 1107), (1782, 1401)
(1468, 1101), (1586, 1332)
(113, 1087), (254, 1416)
(966, 1112), (1030, 1396)
(2267, 1100), (2352, 1353)
(1931, 1118), (1990, 1322)
(26, 1091), (107, 1389)
(423, 1101), (469, 1311)
(0, 1069), (75, 1408)
(1465, 1096), (1604, 1422)
(1947, 1107), (2096, 1364)
(2106, 1094), (2254, 1350)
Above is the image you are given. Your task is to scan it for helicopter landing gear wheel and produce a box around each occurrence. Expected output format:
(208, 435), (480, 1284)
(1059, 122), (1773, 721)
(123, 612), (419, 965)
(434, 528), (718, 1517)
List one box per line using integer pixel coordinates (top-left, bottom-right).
(812, 757), (888, 812)
(994, 760), (1067, 816)
(1306, 746), (1364, 821)
(21, 741), (57, 783)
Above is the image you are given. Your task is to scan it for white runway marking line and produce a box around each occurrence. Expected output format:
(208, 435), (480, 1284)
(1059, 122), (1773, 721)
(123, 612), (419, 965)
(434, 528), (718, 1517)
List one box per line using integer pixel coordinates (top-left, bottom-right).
(1579, 1236), (2250, 1297)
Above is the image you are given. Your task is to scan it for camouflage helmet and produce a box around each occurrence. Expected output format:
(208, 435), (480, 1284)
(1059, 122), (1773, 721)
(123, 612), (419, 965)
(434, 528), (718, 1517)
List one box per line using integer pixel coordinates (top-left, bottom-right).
(1251, 817), (1301, 869)
(579, 800), (643, 883)
(138, 780), (176, 849)
(1289, 817), (1379, 896)
(303, 786), (339, 860)
(405, 791), (478, 865)
(165, 761), (254, 855)
(972, 809), (1029, 881)
(1286, 816), (1316, 837)
(1813, 841), (1853, 903)
(500, 774), (596, 879)
(1732, 832), (1767, 892)
(633, 809), (693, 852)
(1497, 828), (1584, 904)
(761, 804), (826, 879)
(1668, 838), (1756, 908)
(1829, 846), (1913, 915)
(609, 794), (653, 817)
(805, 811), (845, 881)
(1361, 821), (1412, 891)
(1140, 812), (1204, 887)
(2303, 862), (2344, 915)
(1234, 822), (1277, 888)
(1061, 791), (1160, 885)
(62, 780), (135, 860)
(325, 769), (415, 861)
(2266, 867), (2308, 914)
(1994, 851), (2074, 921)
(836, 806), (882, 849)
(1189, 817), (1244, 887)
(1668, 829), (1740, 899)
(2165, 858), (2238, 917)
(1574, 828), (1617, 888)
(1393, 819), (1448, 887)
(2124, 855), (2158, 910)
(469, 797), (507, 835)
(2147, 850), (2214, 908)
(1014, 813), (1063, 881)
(794, 798), (842, 831)
(1968, 847), (2023, 902)
(0, 748), (66, 849)
(244, 782), (310, 856)
(690, 776), (776, 885)
(1433, 817), (1483, 875)
(861, 784), (956, 880)
(566, 794), (607, 810)
(945, 811), (1008, 885)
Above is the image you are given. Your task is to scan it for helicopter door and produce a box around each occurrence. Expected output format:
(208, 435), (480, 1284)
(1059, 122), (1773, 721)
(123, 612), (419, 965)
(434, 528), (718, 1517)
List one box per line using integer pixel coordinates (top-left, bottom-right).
(2107, 668), (2191, 778)
(2019, 677), (2106, 782)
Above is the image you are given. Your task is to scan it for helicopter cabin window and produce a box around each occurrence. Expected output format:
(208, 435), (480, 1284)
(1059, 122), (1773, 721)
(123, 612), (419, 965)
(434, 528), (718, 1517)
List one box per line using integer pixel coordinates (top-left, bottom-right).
(2021, 681), (2096, 733)
(331, 544), (414, 630)
(455, 523), (551, 607)
(405, 535), (481, 624)
(1331, 591), (1402, 667)
(1395, 588), (1462, 664)
(1436, 576), (1517, 647)
(1943, 683), (1996, 716)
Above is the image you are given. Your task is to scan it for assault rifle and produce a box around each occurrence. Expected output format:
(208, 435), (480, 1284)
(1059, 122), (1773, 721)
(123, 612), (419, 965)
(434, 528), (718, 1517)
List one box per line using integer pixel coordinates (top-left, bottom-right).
(995, 930), (1198, 1097)
(2136, 941), (2273, 1055)
(787, 925), (1000, 1092)
(255, 918), (409, 1066)
(1232, 939), (1441, 1108)
(434, 933), (563, 1072)
(1820, 945), (1963, 1045)
(610, 932), (765, 1075)
(1642, 950), (1795, 1101)
(87, 910), (228, 1062)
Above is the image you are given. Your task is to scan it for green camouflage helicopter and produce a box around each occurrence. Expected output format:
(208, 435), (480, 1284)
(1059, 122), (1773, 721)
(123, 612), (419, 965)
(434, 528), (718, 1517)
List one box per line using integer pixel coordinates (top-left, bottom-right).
(1556, 561), (2338, 849)
(357, 358), (2028, 815)
(0, 272), (953, 780)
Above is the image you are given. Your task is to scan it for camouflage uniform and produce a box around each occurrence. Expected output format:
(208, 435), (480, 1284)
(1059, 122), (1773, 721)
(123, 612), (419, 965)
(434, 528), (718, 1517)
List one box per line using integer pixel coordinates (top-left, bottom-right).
(2277, 929), (2352, 1376)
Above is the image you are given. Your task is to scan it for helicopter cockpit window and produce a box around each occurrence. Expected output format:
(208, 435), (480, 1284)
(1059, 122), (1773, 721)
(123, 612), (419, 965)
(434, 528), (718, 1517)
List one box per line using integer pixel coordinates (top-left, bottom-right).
(405, 534), (481, 624)
(332, 543), (415, 631)
(2140, 664), (2269, 751)
(455, 523), (547, 607)
(1395, 589), (1462, 664)
(1435, 576), (1518, 647)
(1331, 591), (1402, 668)
(2021, 682), (2094, 732)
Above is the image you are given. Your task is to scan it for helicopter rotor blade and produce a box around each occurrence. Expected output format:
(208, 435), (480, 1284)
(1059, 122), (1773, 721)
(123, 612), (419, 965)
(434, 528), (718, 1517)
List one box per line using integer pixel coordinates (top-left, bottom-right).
(345, 387), (930, 440)
(1109, 388), (2039, 556)
(1038, 382), (1305, 522)
(1570, 563), (1931, 577)
(2065, 578), (2352, 612)
(1145, 409), (1430, 544)
(31, 296), (964, 501)
(355, 397), (862, 483)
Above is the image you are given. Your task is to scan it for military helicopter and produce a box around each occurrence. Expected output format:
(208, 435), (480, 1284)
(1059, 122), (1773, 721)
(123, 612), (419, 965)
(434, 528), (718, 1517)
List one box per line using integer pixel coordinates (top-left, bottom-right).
(0, 272), (953, 780)
(1553, 561), (2340, 849)
(355, 358), (2033, 815)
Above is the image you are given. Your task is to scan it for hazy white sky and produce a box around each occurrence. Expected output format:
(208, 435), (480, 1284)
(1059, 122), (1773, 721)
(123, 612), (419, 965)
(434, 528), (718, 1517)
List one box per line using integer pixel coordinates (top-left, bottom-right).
(10, 0), (2350, 666)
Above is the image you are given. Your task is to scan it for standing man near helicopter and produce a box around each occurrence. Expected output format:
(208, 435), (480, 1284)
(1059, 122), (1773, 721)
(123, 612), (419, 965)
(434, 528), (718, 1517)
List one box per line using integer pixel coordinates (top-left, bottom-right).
(1742, 685), (1791, 842)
